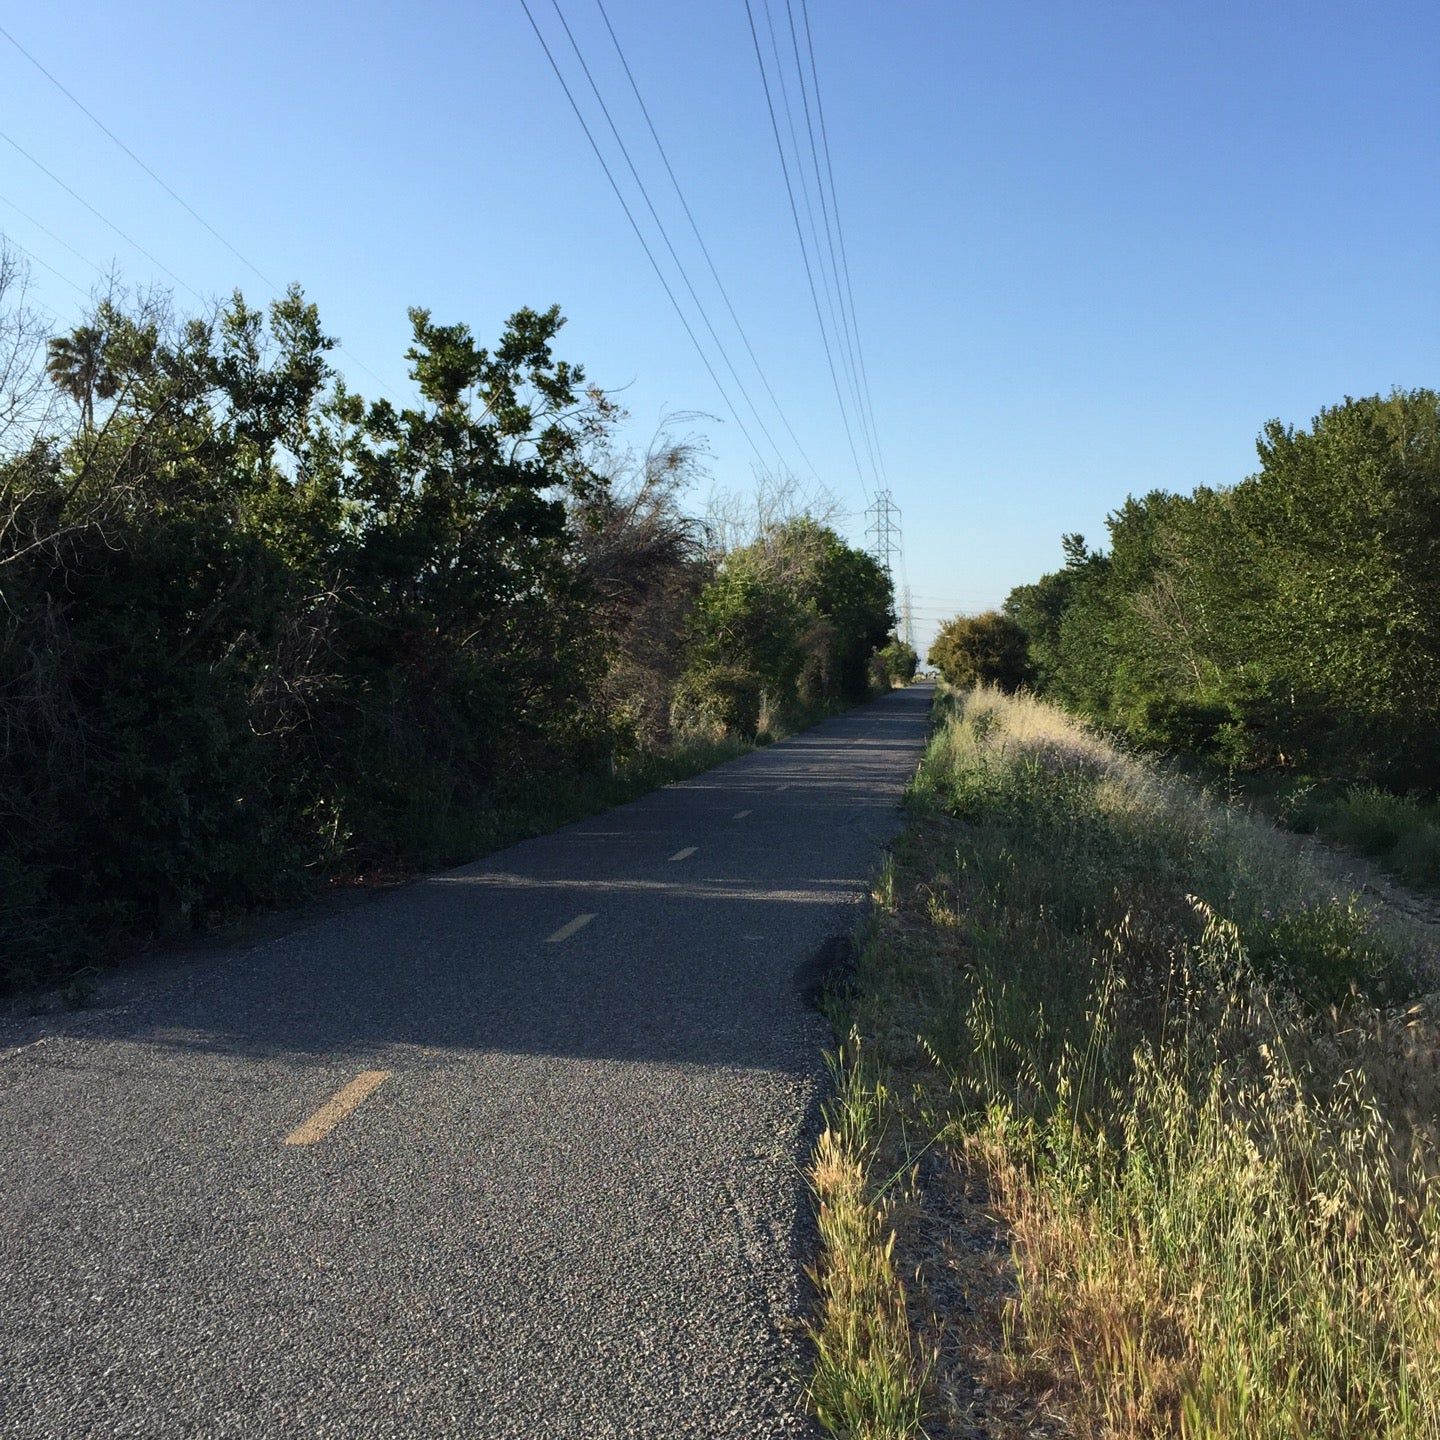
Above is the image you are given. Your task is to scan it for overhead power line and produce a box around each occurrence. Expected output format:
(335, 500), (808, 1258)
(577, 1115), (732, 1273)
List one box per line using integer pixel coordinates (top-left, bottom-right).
(518, 0), (772, 472)
(759, 2), (857, 450)
(591, 0), (830, 494)
(0, 22), (280, 293)
(0, 128), (206, 304)
(908, 595), (998, 606)
(0, 29), (396, 397)
(796, 0), (890, 490)
(0, 191), (113, 284)
(543, 0), (791, 475)
(742, 0), (871, 506)
(906, 597), (995, 609)
(775, 0), (880, 490)
(0, 227), (88, 300)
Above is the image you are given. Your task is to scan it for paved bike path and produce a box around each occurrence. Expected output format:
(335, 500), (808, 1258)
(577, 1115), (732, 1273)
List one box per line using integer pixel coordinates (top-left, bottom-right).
(0, 684), (933, 1438)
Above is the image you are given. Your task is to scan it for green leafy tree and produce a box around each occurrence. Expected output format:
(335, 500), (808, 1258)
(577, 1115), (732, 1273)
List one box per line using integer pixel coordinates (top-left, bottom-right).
(44, 324), (113, 429)
(877, 637), (918, 684)
(675, 517), (892, 736)
(738, 517), (893, 703)
(1003, 390), (1440, 783)
(928, 611), (1030, 692)
(677, 557), (803, 736)
(1, 287), (628, 987)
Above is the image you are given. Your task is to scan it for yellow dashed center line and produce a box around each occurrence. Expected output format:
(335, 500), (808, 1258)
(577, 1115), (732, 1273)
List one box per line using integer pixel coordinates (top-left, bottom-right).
(668, 846), (697, 861)
(284, 1070), (390, 1147)
(547, 912), (596, 944)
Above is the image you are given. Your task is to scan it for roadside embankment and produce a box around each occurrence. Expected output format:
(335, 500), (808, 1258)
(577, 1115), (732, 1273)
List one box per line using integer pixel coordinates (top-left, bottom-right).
(810, 686), (1440, 1438)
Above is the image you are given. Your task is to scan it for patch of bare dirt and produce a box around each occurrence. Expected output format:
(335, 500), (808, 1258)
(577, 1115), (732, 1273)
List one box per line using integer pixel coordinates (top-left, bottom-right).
(895, 1151), (1071, 1440)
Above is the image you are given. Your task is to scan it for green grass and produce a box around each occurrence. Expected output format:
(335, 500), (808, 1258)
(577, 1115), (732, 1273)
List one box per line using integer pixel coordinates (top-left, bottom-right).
(816, 686), (1440, 1439)
(1213, 771), (1440, 893)
(1296, 785), (1440, 888)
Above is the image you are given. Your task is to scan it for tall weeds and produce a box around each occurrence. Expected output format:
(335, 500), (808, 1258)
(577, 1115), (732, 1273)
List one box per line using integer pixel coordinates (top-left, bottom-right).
(808, 1047), (929, 1440)
(830, 687), (1440, 1438)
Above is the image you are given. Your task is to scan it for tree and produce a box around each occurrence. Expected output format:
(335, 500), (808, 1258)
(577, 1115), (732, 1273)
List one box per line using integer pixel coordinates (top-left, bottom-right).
(677, 556), (804, 736)
(573, 422), (712, 744)
(2, 285), (630, 987)
(742, 517), (893, 703)
(44, 325), (112, 430)
(43, 298), (160, 433)
(1000, 390), (1440, 783)
(928, 611), (1030, 691)
(0, 247), (56, 447)
(674, 516), (892, 736)
(877, 637), (918, 684)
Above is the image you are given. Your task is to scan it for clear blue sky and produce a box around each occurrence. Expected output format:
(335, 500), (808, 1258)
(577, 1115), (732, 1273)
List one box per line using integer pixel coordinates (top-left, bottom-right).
(4, 1), (1437, 654)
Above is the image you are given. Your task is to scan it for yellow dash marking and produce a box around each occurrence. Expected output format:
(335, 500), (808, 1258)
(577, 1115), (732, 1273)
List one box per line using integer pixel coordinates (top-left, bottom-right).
(733, 810), (751, 820)
(284, 1070), (390, 1147)
(547, 912), (596, 944)
(669, 846), (697, 861)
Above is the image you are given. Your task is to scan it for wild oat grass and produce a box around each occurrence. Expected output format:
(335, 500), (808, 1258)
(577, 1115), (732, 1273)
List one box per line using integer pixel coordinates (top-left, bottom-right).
(807, 1047), (930, 1440)
(831, 686), (1440, 1439)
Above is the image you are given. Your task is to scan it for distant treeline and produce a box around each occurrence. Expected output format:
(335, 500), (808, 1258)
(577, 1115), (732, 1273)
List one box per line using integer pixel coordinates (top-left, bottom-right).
(0, 252), (913, 988)
(929, 389), (1440, 789)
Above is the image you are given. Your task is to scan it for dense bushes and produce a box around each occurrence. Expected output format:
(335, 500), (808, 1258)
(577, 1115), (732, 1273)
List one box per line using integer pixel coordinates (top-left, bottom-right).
(926, 609), (1027, 691)
(677, 516), (893, 739)
(875, 637), (917, 686)
(2, 287), (610, 984)
(0, 266), (894, 988)
(1289, 786), (1440, 887)
(1002, 390), (1440, 789)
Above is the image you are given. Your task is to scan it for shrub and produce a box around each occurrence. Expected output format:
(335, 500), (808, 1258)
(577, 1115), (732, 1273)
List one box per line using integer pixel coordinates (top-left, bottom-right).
(1005, 391), (1440, 788)
(670, 665), (763, 739)
(1121, 691), (1231, 756)
(926, 611), (1029, 691)
(0, 289), (619, 989)
(876, 637), (918, 686)
(1392, 827), (1440, 885)
(1322, 785), (1430, 857)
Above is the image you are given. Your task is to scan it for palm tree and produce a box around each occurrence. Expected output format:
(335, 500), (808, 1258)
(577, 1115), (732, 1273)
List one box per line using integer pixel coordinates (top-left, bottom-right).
(45, 323), (116, 430)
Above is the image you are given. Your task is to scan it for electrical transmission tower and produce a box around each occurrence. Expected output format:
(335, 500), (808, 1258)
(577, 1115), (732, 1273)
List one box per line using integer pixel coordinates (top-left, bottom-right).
(902, 585), (916, 650)
(866, 486), (903, 597)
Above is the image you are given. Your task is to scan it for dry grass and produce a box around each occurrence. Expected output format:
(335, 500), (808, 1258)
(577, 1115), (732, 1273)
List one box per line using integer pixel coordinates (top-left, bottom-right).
(817, 686), (1440, 1439)
(807, 1046), (931, 1439)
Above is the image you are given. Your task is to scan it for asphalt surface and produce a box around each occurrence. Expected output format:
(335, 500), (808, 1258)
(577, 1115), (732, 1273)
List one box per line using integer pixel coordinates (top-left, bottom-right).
(0, 683), (934, 1439)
